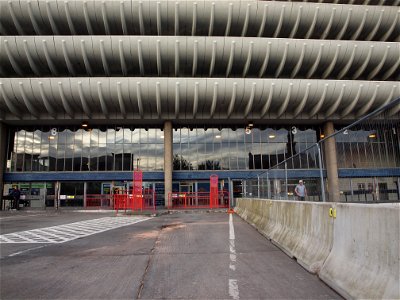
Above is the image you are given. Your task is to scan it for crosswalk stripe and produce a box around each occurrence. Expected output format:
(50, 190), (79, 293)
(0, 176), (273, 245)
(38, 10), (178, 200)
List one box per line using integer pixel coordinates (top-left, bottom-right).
(0, 216), (150, 244)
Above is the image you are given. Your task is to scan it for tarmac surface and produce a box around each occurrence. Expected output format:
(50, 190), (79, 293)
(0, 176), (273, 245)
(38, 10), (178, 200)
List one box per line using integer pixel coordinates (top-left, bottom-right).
(0, 210), (341, 299)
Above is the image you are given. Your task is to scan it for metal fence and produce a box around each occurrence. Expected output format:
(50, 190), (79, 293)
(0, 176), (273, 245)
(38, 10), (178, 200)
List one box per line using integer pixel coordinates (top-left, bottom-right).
(241, 97), (400, 203)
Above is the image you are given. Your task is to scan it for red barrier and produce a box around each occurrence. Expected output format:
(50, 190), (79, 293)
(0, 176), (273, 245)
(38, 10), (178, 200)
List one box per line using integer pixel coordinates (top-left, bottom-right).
(210, 175), (219, 208)
(114, 188), (156, 213)
(86, 194), (112, 209)
(168, 191), (229, 210)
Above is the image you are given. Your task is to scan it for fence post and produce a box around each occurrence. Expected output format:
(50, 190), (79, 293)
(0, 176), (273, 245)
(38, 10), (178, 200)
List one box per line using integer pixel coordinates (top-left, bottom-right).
(350, 178), (354, 202)
(317, 143), (326, 202)
(284, 161), (288, 200)
(83, 182), (87, 208)
(396, 177), (400, 201)
(228, 177), (233, 208)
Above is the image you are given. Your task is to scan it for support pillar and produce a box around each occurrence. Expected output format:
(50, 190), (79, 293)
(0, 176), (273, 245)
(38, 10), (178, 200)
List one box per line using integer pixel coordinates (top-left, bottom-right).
(0, 123), (7, 210)
(164, 121), (173, 208)
(323, 121), (340, 202)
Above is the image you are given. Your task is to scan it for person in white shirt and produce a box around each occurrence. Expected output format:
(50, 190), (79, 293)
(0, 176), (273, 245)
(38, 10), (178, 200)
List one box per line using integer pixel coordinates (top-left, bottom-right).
(295, 180), (307, 201)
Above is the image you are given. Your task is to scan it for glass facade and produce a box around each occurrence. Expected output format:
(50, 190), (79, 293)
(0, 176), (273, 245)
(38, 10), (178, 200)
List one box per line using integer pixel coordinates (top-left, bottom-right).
(173, 127), (318, 170)
(6, 126), (400, 172)
(3, 125), (400, 207)
(8, 127), (164, 172)
(335, 128), (400, 169)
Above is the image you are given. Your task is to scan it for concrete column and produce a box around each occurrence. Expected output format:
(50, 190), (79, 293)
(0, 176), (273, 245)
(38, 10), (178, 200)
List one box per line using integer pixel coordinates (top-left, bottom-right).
(323, 121), (340, 202)
(0, 123), (7, 210)
(55, 181), (60, 209)
(164, 121), (173, 208)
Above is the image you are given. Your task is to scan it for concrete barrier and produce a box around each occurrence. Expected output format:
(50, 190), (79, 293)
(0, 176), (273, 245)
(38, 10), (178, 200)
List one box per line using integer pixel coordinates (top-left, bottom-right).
(235, 199), (400, 299)
(319, 203), (400, 300)
(235, 198), (334, 274)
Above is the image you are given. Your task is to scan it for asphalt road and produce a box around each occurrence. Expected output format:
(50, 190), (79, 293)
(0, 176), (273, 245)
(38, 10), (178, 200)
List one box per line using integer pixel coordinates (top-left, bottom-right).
(0, 210), (340, 299)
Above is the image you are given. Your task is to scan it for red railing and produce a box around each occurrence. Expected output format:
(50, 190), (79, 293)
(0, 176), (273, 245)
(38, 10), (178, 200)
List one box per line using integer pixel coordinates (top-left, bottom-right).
(86, 194), (112, 209)
(168, 191), (229, 209)
(114, 189), (156, 212)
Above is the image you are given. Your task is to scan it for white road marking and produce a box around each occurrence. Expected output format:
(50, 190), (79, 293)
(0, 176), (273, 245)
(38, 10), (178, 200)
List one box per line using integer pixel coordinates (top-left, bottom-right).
(0, 214), (45, 220)
(229, 279), (240, 300)
(229, 213), (240, 300)
(8, 246), (46, 257)
(229, 214), (235, 240)
(0, 216), (150, 244)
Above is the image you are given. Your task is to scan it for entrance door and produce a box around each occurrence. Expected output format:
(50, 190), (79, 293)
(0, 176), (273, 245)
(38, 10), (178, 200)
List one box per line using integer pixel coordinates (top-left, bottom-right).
(180, 183), (194, 206)
(180, 183), (193, 193)
(379, 183), (389, 201)
(59, 182), (84, 207)
(232, 181), (243, 198)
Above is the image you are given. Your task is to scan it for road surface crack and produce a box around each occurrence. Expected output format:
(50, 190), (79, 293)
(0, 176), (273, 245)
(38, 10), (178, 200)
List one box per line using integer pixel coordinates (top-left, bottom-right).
(136, 223), (182, 299)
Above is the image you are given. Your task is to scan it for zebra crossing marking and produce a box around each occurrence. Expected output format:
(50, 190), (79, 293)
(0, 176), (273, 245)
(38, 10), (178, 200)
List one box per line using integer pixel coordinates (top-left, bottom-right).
(0, 216), (150, 244)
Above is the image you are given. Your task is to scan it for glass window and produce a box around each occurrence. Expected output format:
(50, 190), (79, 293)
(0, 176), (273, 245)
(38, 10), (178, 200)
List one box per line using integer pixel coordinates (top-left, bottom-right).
(90, 129), (99, 144)
(181, 144), (192, 170)
(116, 128), (124, 144)
(11, 126), (400, 174)
(56, 142), (65, 171)
(197, 143), (207, 170)
(115, 144), (123, 171)
(154, 144), (163, 170)
(132, 130), (140, 144)
(107, 129), (115, 144)
(57, 129), (66, 144)
(180, 128), (190, 143)
(123, 143), (133, 171)
(64, 144), (73, 171)
(97, 143), (107, 171)
(86, 145), (96, 171)
(131, 143), (141, 170)
(106, 144), (115, 171)
(147, 143), (156, 170)
(220, 144), (230, 170)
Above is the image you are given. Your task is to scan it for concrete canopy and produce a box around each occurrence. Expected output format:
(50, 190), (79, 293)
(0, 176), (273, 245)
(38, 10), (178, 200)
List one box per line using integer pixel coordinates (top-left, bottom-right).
(0, 0), (399, 125)
(0, 1), (399, 41)
(0, 77), (399, 124)
(1, 36), (399, 80)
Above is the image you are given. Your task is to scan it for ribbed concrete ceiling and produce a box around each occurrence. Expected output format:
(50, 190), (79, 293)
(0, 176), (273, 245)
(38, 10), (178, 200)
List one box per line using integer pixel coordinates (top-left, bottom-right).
(285, 0), (398, 3)
(1, 36), (399, 81)
(1, 78), (399, 123)
(0, 1), (399, 41)
(1, 0), (399, 125)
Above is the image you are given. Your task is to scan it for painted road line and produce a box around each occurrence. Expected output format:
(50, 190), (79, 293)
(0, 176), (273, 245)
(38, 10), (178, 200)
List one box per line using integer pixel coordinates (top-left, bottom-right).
(0, 216), (151, 244)
(8, 246), (46, 257)
(229, 213), (240, 300)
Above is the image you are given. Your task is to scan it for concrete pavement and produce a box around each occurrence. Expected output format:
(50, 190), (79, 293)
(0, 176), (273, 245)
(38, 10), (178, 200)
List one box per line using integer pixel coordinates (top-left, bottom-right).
(0, 211), (340, 299)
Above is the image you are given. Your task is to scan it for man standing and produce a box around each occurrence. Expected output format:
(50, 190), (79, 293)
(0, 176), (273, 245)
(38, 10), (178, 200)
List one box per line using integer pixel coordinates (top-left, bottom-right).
(295, 180), (307, 201)
(12, 187), (21, 210)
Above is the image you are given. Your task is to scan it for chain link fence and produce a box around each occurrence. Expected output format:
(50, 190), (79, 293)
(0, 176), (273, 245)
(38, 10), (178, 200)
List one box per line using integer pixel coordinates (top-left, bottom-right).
(241, 97), (400, 203)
